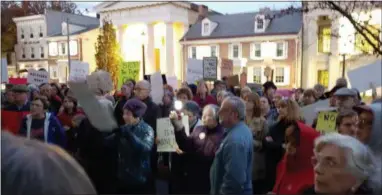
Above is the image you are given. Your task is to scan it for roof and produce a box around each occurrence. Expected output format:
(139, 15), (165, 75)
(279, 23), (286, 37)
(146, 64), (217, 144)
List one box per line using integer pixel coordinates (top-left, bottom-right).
(49, 25), (99, 37)
(181, 10), (302, 41)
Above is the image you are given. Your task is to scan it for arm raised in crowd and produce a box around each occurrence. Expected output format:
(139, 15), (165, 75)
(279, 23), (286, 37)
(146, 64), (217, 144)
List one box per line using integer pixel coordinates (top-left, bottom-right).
(220, 141), (248, 195)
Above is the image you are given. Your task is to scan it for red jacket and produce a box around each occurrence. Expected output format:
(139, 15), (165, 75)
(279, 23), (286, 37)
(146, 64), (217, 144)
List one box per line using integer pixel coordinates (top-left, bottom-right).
(192, 94), (217, 108)
(272, 122), (320, 195)
(57, 110), (84, 128)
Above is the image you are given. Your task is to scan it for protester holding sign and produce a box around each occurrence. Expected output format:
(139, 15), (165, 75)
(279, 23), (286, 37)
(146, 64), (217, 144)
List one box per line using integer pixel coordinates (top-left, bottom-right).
(19, 97), (66, 148)
(170, 104), (224, 194)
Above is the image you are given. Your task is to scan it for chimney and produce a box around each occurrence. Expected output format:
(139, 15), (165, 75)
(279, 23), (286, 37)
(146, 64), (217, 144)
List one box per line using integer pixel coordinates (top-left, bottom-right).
(197, 5), (208, 21)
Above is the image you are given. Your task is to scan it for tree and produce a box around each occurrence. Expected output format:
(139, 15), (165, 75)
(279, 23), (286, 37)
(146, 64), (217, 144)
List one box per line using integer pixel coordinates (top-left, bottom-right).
(1, 1), (80, 53)
(94, 18), (121, 89)
(275, 1), (382, 56)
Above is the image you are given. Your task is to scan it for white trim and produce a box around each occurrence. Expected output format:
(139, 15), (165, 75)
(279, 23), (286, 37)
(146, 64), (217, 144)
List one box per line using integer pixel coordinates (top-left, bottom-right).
(250, 42), (263, 60)
(274, 41), (288, 60)
(273, 65), (290, 86)
(188, 46), (197, 59)
(181, 34), (298, 45)
(202, 19), (210, 36)
(254, 15), (266, 33)
(210, 45), (219, 57)
(13, 15), (45, 23)
(229, 43), (242, 60)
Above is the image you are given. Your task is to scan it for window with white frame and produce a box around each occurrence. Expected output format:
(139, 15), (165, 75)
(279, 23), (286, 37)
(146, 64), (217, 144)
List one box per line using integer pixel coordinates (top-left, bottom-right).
(69, 40), (78, 56)
(256, 18), (264, 29)
(40, 47), (44, 58)
(191, 47), (197, 59)
(31, 47), (35, 58)
(233, 44), (239, 58)
(21, 28), (25, 39)
(49, 42), (58, 56)
(275, 42), (287, 59)
(30, 27), (34, 38)
(61, 43), (66, 55)
(39, 26), (43, 37)
(275, 67), (285, 83)
(254, 43), (261, 58)
(203, 23), (210, 34)
(253, 67), (262, 84)
(211, 45), (217, 57)
(22, 47), (25, 58)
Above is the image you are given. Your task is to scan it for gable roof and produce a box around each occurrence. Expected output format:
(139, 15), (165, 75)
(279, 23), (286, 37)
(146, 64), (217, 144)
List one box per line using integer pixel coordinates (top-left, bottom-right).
(181, 10), (302, 41)
(49, 25), (99, 37)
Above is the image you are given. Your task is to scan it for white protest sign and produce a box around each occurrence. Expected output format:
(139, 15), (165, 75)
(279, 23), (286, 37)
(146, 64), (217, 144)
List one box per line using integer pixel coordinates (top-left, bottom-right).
(150, 71), (164, 105)
(1, 58), (8, 83)
(69, 82), (117, 131)
(203, 57), (218, 81)
(348, 59), (382, 92)
(167, 76), (178, 90)
(157, 116), (190, 152)
(27, 69), (49, 85)
(301, 99), (330, 126)
(186, 58), (203, 84)
(69, 61), (89, 81)
(86, 70), (113, 93)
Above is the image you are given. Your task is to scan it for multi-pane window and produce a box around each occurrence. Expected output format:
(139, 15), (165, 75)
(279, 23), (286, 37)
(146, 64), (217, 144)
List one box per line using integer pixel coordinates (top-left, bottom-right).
(31, 47), (35, 58)
(211, 46), (217, 57)
(318, 25), (331, 53)
(203, 23), (210, 34)
(40, 47), (44, 58)
(275, 67), (285, 83)
(253, 67), (262, 84)
(30, 27), (34, 38)
(61, 43), (66, 55)
(21, 28), (25, 39)
(22, 48), (25, 58)
(254, 43), (261, 58)
(276, 42), (284, 57)
(39, 26), (43, 37)
(257, 18), (264, 29)
(233, 45), (239, 58)
(191, 47), (197, 59)
(317, 70), (329, 88)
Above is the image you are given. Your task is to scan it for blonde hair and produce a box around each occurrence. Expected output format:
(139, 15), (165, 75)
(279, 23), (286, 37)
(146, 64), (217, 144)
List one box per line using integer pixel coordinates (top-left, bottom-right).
(278, 99), (302, 122)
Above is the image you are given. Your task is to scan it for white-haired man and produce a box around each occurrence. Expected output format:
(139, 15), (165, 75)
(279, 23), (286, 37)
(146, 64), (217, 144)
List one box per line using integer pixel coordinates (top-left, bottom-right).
(210, 96), (253, 195)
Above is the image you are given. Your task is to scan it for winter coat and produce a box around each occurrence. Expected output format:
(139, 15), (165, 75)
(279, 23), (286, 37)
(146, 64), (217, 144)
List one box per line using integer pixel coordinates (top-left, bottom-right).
(174, 124), (224, 194)
(272, 122), (320, 194)
(19, 112), (66, 148)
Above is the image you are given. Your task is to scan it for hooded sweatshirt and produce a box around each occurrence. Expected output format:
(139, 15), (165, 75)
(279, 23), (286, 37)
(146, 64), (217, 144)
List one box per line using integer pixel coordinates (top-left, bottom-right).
(272, 122), (320, 195)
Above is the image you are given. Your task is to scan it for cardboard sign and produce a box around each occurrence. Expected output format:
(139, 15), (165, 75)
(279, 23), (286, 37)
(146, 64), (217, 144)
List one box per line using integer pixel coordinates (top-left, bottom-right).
(118, 61), (140, 89)
(156, 116), (189, 152)
(203, 57), (218, 81)
(69, 61), (89, 82)
(69, 82), (117, 131)
(226, 75), (239, 87)
(150, 72), (164, 105)
(1, 58), (8, 83)
(27, 69), (49, 86)
(316, 111), (338, 133)
(186, 59), (203, 84)
(348, 59), (382, 92)
(221, 58), (233, 78)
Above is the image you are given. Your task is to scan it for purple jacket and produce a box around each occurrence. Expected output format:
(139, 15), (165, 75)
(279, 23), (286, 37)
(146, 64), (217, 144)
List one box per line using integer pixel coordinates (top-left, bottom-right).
(174, 124), (224, 194)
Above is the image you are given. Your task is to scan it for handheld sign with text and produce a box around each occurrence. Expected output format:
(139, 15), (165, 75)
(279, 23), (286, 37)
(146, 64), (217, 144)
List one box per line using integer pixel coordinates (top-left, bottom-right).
(203, 57), (218, 81)
(118, 61), (140, 89)
(220, 58), (233, 78)
(69, 61), (89, 82)
(186, 59), (203, 84)
(226, 75), (239, 87)
(150, 72), (164, 105)
(156, 116), (189, 152)
(316, 111), (338, 133)
(27, 69), (49, 86)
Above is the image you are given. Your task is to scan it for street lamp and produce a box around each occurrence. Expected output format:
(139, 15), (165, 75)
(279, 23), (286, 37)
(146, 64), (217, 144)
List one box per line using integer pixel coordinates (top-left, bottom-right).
(141, 31), (146, 78)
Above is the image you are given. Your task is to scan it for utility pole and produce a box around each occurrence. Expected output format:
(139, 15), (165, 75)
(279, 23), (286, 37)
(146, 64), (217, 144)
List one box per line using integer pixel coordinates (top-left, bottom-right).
(342, 54), (346, 77)
(67, 18), (71, 75)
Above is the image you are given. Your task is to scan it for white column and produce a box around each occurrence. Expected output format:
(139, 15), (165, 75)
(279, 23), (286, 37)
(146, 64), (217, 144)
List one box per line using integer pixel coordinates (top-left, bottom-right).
(118, 25), (126, 60)
(328, 18), (340, 89)
(165, 22), (174, 76)
(302, 17), (318, 88)
(146, 23), (155, 74)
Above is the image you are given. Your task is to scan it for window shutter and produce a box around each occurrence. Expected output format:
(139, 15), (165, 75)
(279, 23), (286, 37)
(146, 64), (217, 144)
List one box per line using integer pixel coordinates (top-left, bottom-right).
(228, 44), (233, 59)
(283, 66), (290, 86)
(284, 41), (288, 59)
(239, 43), (243, 58)
(250, 43), (254, 59)
(247, 66), (254, 83)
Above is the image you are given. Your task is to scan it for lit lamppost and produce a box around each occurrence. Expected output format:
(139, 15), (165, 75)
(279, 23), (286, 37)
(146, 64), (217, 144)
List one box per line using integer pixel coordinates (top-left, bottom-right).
(141, 31), (146, 78)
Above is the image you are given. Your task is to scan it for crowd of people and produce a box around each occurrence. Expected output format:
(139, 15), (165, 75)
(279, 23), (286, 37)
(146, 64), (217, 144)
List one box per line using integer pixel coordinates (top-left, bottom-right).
(1, 74), (381, 195)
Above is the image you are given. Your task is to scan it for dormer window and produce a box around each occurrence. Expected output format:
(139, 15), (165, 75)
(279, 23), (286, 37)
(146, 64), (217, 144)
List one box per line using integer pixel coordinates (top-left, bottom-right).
(203, 23), (210, 34)
(256, 18), (264, 29)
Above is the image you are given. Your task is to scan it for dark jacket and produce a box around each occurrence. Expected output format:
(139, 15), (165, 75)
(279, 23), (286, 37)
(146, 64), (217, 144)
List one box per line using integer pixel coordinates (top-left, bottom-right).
(159, 104), (173, 118)
(175, 124), (224, 194)
(106, 120), (154, 185)
(262, 119), (291, 192)
(49, 95), (62, 115)
(4, 101), (30, 112)
(114, 96), (129, 126)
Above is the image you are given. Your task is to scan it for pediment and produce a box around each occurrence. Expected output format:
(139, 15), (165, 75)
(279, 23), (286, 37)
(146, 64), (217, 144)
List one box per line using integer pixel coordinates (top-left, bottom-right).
(95, 1), (166, 12)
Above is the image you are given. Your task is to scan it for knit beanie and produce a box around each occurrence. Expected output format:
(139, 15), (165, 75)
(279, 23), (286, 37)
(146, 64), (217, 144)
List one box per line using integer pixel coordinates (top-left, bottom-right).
(183, 101), (200, 117)
(123, 98), (147, 118)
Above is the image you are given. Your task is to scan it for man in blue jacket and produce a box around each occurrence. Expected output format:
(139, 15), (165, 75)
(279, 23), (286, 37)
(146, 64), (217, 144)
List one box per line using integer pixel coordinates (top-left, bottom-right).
(210, 96), (253, 195)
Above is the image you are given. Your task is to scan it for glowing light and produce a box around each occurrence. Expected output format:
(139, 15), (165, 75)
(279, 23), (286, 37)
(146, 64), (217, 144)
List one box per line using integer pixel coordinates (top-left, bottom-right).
(174, 100), (183, 111)
(48, 42), (58, 56)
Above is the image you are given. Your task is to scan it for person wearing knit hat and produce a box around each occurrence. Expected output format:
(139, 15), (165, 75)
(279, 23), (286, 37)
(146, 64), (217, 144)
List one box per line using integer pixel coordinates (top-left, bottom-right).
(115, 98), (154, 194)
(182, 101), (203, 132)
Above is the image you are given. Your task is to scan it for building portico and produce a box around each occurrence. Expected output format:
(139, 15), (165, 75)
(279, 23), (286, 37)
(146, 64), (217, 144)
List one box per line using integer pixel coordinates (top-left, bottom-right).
(94, 1), (200, 81)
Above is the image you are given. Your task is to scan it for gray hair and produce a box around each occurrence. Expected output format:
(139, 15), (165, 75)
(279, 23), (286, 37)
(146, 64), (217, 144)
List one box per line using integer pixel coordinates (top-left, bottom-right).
(1, 132), (96, 195)
(314, 133), (380, 191)
(137, 80), (151, 91)
(225, 96), (246, 120)
(203, 104), (219, 120)
(217, 90), (233, 99)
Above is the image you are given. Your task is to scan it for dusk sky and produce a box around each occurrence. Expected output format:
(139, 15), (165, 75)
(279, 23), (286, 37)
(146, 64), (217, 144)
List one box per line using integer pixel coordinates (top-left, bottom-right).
(76, 1), (301, 17)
